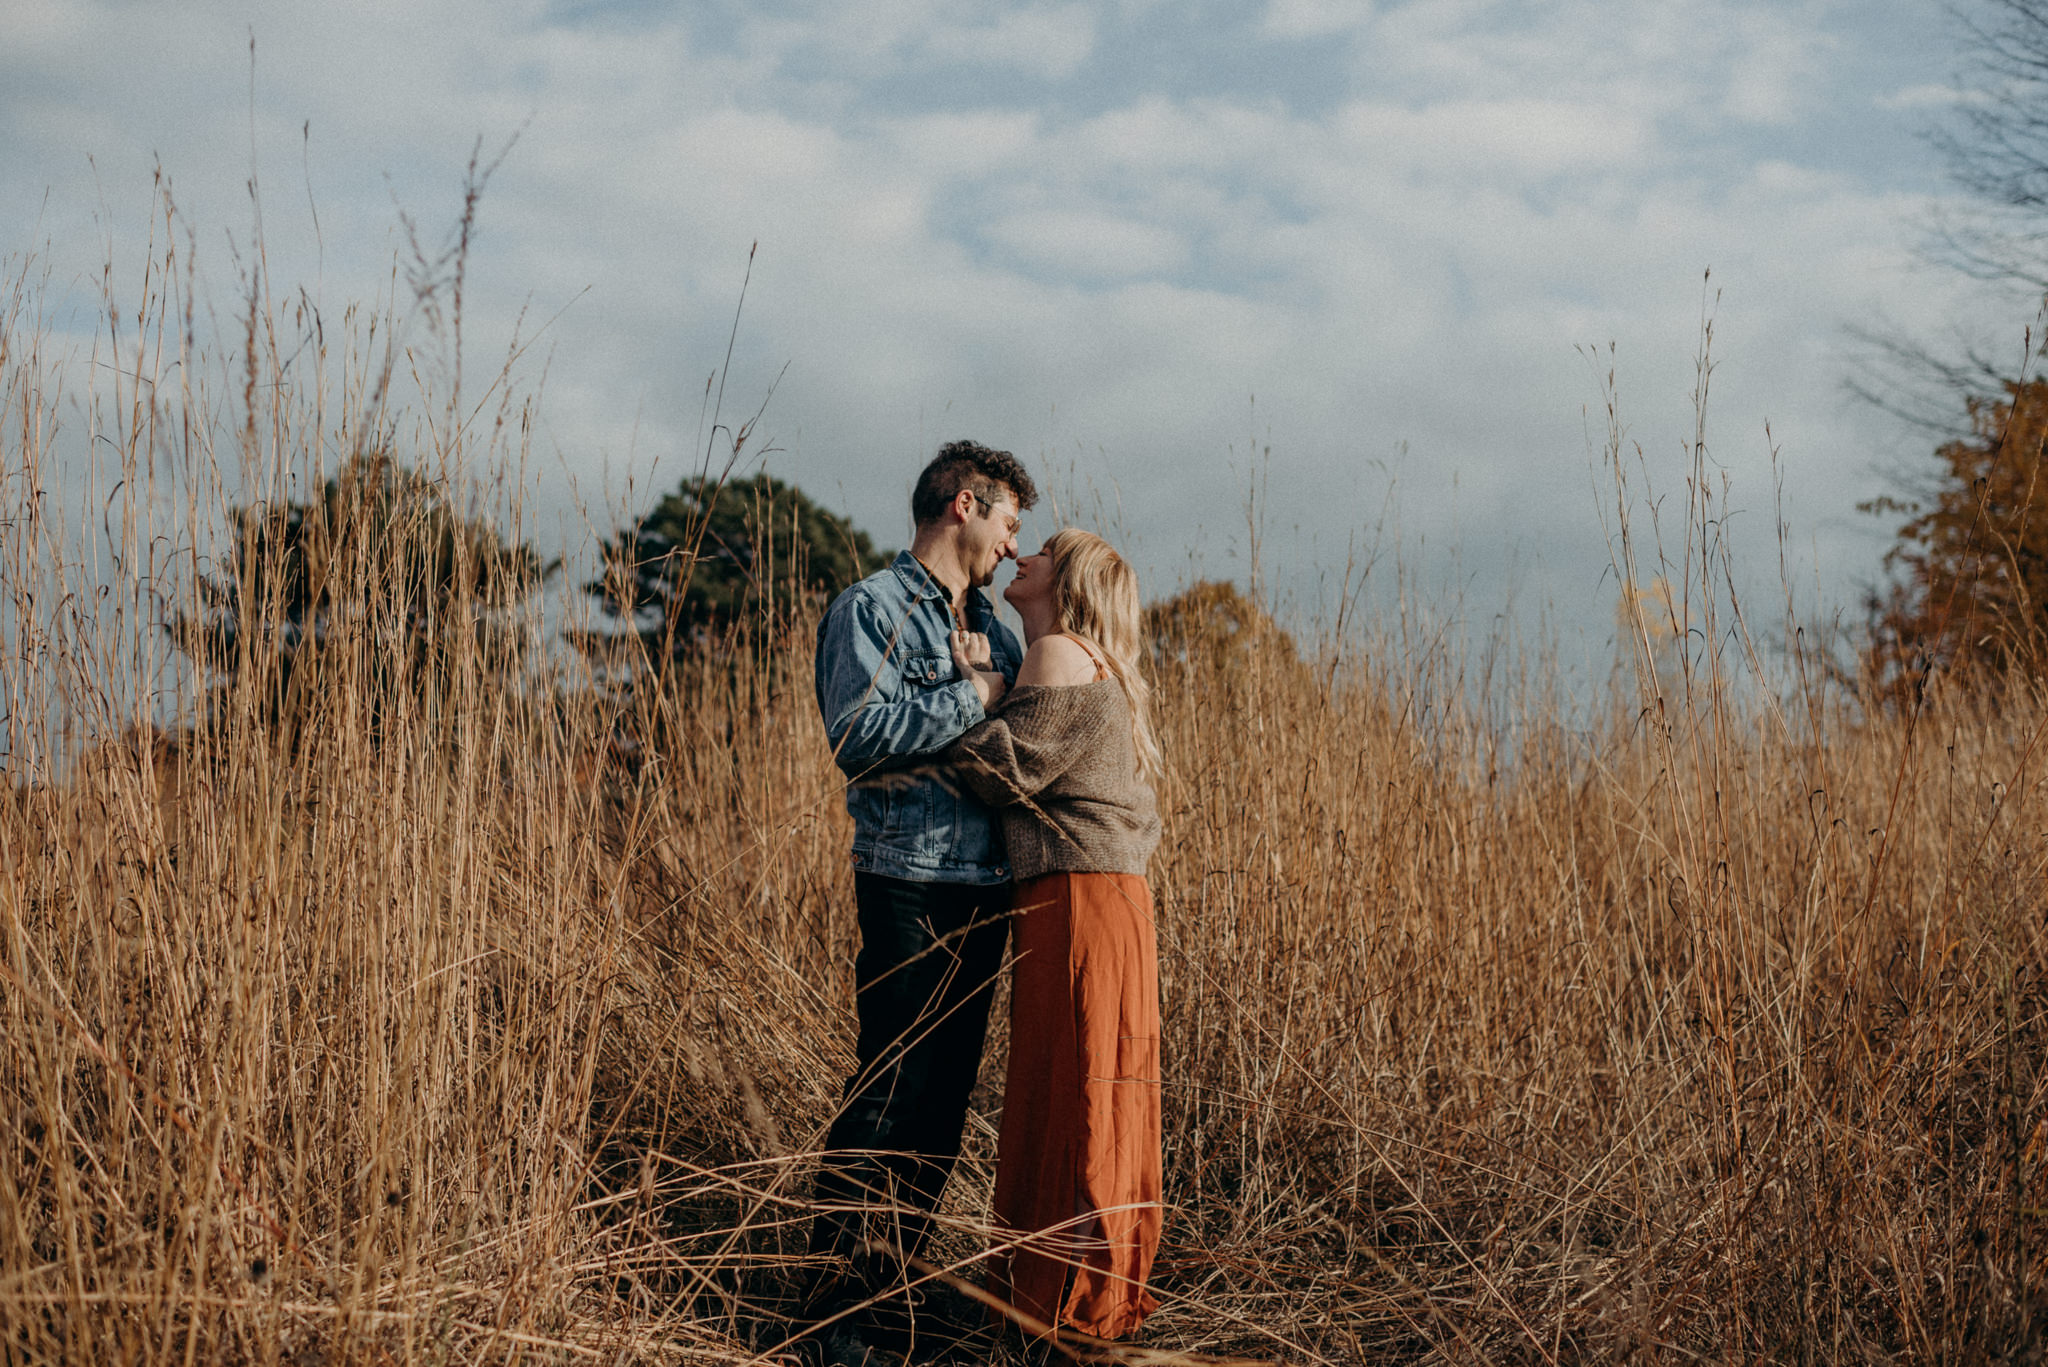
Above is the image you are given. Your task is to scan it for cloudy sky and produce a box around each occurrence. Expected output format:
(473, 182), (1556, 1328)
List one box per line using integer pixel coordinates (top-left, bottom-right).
(0, 0), (2023, 672)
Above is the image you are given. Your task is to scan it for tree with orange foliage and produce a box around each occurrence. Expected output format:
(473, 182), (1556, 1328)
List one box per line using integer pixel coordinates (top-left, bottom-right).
(1864, 377), (2048, 695)
(1143, 580), (1301, 683)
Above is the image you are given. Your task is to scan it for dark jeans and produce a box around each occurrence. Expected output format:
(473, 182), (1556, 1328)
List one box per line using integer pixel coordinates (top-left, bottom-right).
(804, 872), (1012, 1328)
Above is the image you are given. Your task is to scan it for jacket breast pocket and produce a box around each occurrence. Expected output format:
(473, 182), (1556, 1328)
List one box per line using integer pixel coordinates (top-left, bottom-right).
(900, 649), (953, 689)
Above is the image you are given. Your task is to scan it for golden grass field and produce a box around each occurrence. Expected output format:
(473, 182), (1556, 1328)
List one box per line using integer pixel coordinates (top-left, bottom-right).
(2, 214), (2045, 1364)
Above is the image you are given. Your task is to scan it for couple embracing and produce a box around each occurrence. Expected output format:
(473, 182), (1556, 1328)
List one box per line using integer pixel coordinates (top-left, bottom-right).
(799, 440), (1163, 1361)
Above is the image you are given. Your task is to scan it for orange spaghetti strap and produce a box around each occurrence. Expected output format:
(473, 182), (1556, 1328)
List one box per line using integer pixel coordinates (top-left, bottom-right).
(1062, 632), (1112, 681)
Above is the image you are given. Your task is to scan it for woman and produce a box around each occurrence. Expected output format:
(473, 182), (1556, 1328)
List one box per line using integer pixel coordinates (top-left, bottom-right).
(945, 527), (1164, 1343)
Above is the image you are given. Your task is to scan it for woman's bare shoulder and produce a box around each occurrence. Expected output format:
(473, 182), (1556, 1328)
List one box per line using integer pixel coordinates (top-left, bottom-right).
(1016, 633), (1101, 687)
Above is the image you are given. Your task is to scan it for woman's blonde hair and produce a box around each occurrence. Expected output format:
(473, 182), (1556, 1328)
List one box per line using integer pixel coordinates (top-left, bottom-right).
(1041, 528), (1164, 786)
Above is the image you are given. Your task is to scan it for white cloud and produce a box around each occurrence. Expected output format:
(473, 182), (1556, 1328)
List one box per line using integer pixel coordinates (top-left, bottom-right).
(1260, 0), (1370, 40)
(885, 110), (1041, 174)
(715, 0), (1096, 85)
(920, 4), (1098, 79)
(1067, 98), (1293, 175)
(1719, 11), (1835, 125)
(1355, 2), (1839, 134)
(1334, 99), (1651, 179)
(3, 0), (93, 51)
(984, 209), (1189, 278)
(0, 0), (1988, 659)
(1876, 83), (1974, 111)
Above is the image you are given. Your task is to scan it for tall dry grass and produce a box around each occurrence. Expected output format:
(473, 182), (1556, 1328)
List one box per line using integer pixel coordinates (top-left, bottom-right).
(2, 199), (2044, 1366)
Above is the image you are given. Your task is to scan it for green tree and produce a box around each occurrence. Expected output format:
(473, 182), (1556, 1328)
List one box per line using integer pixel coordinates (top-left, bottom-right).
(583, 472), (888, 658)
(168, 453), (546, 738)
(1863, 376), (2048, 695)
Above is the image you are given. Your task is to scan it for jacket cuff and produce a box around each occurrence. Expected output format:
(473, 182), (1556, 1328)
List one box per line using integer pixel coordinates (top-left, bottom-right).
(944, 677), (986, 732)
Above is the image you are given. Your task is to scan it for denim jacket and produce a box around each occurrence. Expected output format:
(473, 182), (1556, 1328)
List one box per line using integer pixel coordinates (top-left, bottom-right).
(815, 550), (1024, 884)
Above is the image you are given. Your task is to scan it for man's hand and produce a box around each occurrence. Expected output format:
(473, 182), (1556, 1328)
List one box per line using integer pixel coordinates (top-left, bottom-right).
(950, 628), (1006, 709)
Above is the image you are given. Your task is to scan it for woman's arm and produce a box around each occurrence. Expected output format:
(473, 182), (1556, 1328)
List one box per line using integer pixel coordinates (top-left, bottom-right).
(946, 685), (1092, 805)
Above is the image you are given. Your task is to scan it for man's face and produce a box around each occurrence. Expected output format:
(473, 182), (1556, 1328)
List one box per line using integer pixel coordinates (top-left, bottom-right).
(964, 489), (1022, 588)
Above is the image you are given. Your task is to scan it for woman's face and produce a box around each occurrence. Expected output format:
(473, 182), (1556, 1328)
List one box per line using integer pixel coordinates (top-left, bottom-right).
(1003, 547), (1056, 612)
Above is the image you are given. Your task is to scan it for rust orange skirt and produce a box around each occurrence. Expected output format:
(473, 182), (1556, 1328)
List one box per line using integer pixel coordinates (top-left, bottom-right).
(990, 871), (1161, 1341)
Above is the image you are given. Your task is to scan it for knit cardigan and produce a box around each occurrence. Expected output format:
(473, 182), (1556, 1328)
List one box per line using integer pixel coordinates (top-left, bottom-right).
(946, 678), (1161, 881)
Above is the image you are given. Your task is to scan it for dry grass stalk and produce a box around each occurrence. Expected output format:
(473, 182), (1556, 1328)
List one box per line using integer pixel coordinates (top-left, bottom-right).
(1, 203), (2043, 1366)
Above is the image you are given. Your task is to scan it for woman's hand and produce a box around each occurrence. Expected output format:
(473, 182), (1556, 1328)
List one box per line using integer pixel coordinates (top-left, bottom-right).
(951, 628), (993, 672)
(950, 628), (1006, 709)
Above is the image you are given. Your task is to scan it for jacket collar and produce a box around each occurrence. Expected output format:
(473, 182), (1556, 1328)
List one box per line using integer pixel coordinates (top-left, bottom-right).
(890, 549), (948, 602)
(889, 548), (997, 625)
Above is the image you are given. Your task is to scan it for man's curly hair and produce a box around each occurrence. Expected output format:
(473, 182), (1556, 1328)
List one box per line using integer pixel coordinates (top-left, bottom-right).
(910, 440), (1039, 527)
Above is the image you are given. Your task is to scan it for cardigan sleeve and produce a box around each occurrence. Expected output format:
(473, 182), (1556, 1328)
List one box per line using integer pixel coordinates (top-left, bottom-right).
(945, 685), (1093, 807)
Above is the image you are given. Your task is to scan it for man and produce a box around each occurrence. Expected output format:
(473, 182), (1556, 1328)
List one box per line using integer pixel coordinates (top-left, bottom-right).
(803, 439), (1039, 1355)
